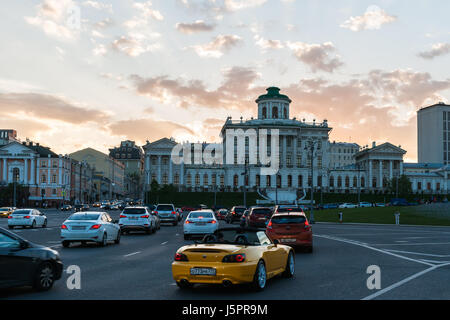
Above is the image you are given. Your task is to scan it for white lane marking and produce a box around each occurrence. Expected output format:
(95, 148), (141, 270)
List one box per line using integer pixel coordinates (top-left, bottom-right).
(384, 249), (450, 258)
(395, 241), (409, 243)
(373, 242), (450, 246)
(419, 259), (450, 264)
(315, 234), (434, 266)
(50, 245), (61, 248)
(362, 262), (450, 300)
(124, 251), (141, 257)
(161, 241), (168, 245)
(316, 225), (450, 234)
(175, 234), (179, 236)
(47, 241), (60, 244)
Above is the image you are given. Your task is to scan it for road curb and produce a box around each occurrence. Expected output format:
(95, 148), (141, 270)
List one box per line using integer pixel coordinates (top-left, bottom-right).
(313, 221), (450, 228)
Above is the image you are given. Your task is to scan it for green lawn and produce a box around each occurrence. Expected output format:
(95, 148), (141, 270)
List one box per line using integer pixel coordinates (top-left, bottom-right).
(304, 206), (450, 226)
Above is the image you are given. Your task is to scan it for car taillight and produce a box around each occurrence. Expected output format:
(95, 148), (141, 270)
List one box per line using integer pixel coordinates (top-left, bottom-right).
(8, 216), (12, 219)
(120, 215), (127, 218)
(304, 220), (311, 230)
(267, 221), (273, 229)
(222, 253), (246, 263)
(232, 212), (235, 215)
(208, 220), (217, 224)
(24, 216), (30, 219)
(185, 220), (191, 224)
(174, 252), (188, 261)
(90, 224), (101, 229)
(153, 211), (158, 214)
(61, 224), (67, 229)
(141, 215), (149, 218)
(172, 211), (176, 215)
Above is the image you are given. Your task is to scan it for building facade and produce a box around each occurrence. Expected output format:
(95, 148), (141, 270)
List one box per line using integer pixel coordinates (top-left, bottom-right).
(329, 141), (360, 169)
(417, 102), (450, 165)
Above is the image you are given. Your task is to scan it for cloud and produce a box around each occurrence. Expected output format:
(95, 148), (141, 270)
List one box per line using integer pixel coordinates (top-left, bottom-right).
(254, 35), (284, 50)
(0, 92), (110, 124)
(175, 20), (215, 34)
(93, 43), (107, 56)
(129, 66), (260, 110)
(25, 0), (80, 40)
(189, 34), (242, 58)
(418, 43), (450, 60)
(340, 5), (397, 31)
(82, 1), (112, 12)
(111, 33), (161, 57)
(286, 41), (343, 73)
(108, 118), (194, 144)
(177, 0), (267, 18)
(124, 0), (163, 29)
(93, 18), (114, 29)
(224, 0), (267, 11)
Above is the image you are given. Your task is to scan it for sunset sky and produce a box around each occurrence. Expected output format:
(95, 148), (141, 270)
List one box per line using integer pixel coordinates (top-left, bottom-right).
(1, 0), (449, 162)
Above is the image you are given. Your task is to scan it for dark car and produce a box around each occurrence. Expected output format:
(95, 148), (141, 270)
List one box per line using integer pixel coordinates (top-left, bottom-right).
(247, 207), (273, 228)
(240, 210), (251, 227)
(61, 204), (72, 211)
(0, 227), (63, 291)
(73, 204), (83, 212)
(225, 206), (247, 224)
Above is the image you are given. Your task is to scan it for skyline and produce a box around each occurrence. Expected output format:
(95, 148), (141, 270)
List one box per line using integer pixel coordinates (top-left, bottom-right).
(1, 0), (450, 161)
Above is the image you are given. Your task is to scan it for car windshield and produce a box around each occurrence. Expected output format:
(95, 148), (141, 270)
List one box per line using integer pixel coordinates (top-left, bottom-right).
(123, 208), (146, 215)
(0, 208), (9, 211)
(11, 210), (31, 215)
(252, 208), (272, 215)
(68, 213), (100, 221)
(156, 205), (173, 211)
(189, 211), (213, 218)
(277, 207), (301, 212)
(204, 229), (271, 246)
(272, 215), (307, 224)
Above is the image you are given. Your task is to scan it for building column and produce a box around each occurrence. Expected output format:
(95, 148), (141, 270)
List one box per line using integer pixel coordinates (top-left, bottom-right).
(2, 158), (6, 182)
(400, 161), (404, 175)
(169, 156), (173, 184)
(293, 136), (298, 167)
(180, 160), (184, 185)
(379, 160), (383, 188)
(59, 158), (62, 185)
(145, 154), (150, 185)
(24, 159), (28, 184)
(31, 157), (35, 185)
(368, 160), (372, 188)
(389, 160), (393, 180)
(282, 135), (287, 168)
(157, 156), (162, 184)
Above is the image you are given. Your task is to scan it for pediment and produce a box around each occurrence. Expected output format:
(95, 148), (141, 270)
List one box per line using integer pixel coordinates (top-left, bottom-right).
(0, 142), (36, 155)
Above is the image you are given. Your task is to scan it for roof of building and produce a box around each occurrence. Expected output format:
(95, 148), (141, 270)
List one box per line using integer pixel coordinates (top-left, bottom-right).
(418, 102), (450, 112)
(255, 87), (292, 103)
(404, 163), (444, 169)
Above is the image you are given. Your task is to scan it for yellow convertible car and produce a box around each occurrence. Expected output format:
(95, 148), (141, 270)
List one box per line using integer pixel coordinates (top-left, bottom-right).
(172, 227), (295, 291)
(0, 207), (14, 218)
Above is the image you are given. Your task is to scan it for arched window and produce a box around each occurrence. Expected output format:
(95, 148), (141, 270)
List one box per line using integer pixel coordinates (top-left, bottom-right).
(13, 168), (20, 182)
(186, 173), (191, 185)
(298, 175), (303, 187)
(283, 107), (287, 118)
(211, 174), (216, 185)
(353, 176), (358, 188)
(329, 176), (334, 187)
(233, 174), (239, 187)
(345, 176), (350, 188)
(162, 173), (168, 185)
(174, 173), (179, 185)
(195, 173), (200, 186)
(361, 177), (365, 188)
(262, 107), (267, 119)
(272, 106), (278, 118)
(372, 177), (377, 188)
(337, 176), (342, 188)
(203, 173), (209, 186)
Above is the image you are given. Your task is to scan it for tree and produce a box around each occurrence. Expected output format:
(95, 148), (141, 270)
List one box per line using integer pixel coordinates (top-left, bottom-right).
(388, 175), (412, 197)
(150, 179), (160, 192)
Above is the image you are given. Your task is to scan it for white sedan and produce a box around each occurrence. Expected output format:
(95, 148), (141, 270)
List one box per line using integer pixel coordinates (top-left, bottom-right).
(183, 210), (218, 240)
(8, 209), (47, 229)
(338, 203), (358, 209)
(61, 211), (121, 247)
(359, 202), (372, 208)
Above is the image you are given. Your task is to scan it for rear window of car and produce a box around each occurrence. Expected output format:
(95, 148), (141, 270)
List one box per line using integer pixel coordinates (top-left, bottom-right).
(252, 208), (272, 215)
(276, 207), (301, 213)
(233, 207), (246, 213)
(272, 215), (307, 224)
(11, 210), (31, 215)
(0, 208), (10, 211)
(156, 205), (174, 211)
(189, 212), (213, 218)
(123, 208), (146, 215)
(68, 214), (100, 221)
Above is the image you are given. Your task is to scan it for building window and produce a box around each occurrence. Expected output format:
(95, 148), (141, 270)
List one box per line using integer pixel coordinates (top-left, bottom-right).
(256, 174), (260, 187)
(211, 174), (216, 185)
(372, 177), (377, 188)
(337, 176), (342, 188)
(52, 175), (57, 184)
(266, 175), (271, 187)
(262, 107), (267, 119)
(41, 175), (47, 183)
(317, 175), (322, 187)
(296, 154), (302, 167)
(272, 107), (278, 118)
(233, 174), (239, 187)
(298, 175), (303, 187)
(186, 174), (192, 186)
(417, 181), (422, 190)
(345, 176), (350, 188)
(361, 177), (365, 188)
(329, 176), (334, 187)
(220, 175), (225, 187)
(174, 174), (179, 185)
(286, 154), (292, 166)
(277, 175), (282, 188)
(287, 175), (292, 187)
(203, 174), (209, 186)
(162, 173), (168, 185)
(52, 189), (57, 195)
(427, 182), (431, 191)
(195, 174), (200, 186)
(41, 161), (47, 167)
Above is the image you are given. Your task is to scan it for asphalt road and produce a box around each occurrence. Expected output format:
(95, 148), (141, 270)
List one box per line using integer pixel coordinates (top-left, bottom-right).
(1, 209), (449, 300)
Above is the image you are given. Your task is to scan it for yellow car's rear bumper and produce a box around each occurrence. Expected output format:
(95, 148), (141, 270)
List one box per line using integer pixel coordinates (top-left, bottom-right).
(172, 261), (257, 285)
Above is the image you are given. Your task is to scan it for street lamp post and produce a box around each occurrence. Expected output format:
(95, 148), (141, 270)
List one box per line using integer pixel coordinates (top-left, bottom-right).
(305, 139), (318, 224)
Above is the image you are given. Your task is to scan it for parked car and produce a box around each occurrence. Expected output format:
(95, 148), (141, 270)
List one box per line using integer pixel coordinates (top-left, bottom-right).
(183, 210), (218, 240)
(8, 209), (47, 229)
(0, 227), (63, 291)
(266, 212), (313, 253)
(154, 203), (179, 225)
(322, 203), (339, 209)
(225, 206), (247, 224)
(359, 202), (372, 208)
(181, 206), (195, 212)
(375, 203), (386, 207)
(61, 211), (121, 247)
(0, 207), (14, 218)
(247, 207), (273, 228)
(119, 207), (158, 234)
(92, 202), (101, 208)
(215, 209), (228, 220)
(338, 203), (358, 209)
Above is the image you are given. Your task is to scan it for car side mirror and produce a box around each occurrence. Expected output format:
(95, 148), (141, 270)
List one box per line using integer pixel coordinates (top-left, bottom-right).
(20, 240), (29, 249)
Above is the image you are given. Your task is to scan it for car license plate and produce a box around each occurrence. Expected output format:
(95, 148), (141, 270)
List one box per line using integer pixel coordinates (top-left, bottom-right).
(71, 226), (85, 230)
(190, 268), (216, 276)
(196, 222), (206, 225)
(129, 216), (138, 220)
(281, 238), (296, 243)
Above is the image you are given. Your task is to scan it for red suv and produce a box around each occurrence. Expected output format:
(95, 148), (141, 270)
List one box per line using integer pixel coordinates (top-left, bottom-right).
(247, 207), (273, 228)
(266, 212), (313, 253)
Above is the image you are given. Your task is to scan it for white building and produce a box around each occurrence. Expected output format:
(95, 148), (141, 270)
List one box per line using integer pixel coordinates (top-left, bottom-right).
(143, 87), (450, 198)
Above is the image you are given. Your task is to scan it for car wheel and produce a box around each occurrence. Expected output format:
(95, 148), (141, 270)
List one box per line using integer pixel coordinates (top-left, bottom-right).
(33, 262), (55, 291)
(252, 260), (267, 291)
(176, 281), (193, 290)
(114, 231), (121, 244)
(42, 219), (47, 228)
(62, 240), (70, 248)
(99, 233), (107, 247)
(283, 251), (295, 278)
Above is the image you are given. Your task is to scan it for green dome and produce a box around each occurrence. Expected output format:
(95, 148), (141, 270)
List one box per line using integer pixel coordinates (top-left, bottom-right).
(255, 87), (291, 103)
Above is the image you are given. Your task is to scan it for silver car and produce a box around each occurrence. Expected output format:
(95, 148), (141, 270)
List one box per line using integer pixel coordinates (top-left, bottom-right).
(183, 210), (218, 240)
(154, 204), (178, 225)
